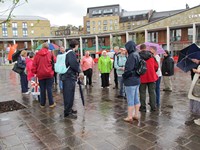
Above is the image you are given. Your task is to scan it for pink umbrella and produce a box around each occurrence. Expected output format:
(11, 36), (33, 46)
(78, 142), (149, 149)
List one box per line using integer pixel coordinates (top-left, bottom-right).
(136, 42), (165, 54)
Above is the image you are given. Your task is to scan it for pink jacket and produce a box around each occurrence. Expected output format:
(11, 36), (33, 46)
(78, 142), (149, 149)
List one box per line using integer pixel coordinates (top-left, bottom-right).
(81, 56), (95, 71)
(26, 58), (34, 81)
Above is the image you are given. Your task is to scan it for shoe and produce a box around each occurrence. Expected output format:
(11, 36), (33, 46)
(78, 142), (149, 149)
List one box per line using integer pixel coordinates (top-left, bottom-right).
(22, 91), (30, 94)
(71, 109), (77, 114)
(117, 95), (124, 98)
(151, 108), (156, 112)
(139, 107), (146, 112)
(163, 89), (172, 92)
(64, 113), (77, 119)
(106, 86), (109, 89)
(132, 116), (139, 121)
(40, 105), (45, 108)
(49, 102), (56, 108)
(113, 86), (118, 89)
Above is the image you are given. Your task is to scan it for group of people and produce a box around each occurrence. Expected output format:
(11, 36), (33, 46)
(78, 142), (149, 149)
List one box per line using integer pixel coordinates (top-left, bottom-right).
(14, 39), (175, 121)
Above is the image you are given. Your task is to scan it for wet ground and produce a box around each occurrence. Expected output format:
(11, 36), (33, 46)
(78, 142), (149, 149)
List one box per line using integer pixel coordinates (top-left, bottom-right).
(0, 64), (200, 150)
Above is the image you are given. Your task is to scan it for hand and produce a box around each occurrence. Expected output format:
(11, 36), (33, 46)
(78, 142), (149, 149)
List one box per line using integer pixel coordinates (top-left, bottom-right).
(193, 69), (200, 74)
(120, 67), (125, 71)
(78, 73), (84, 80)
(191, 59), (200, 64)
(165, 72), (168, 74)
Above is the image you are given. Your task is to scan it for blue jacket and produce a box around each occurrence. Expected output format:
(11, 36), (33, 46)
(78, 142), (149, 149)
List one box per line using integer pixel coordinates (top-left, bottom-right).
(123, 41), (140, 86)
(114, 54), (127, 76)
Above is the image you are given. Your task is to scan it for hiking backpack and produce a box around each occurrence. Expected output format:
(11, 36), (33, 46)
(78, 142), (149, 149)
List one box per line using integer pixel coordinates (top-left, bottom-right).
(136, 59), (147, 75)
(55, 50), (72, 74)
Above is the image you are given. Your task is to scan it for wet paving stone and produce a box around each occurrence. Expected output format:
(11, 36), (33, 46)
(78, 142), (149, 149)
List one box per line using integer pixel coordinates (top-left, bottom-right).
(1, 135), (21, 147)
(185, 141), (200, 150)
(61, 135), (84, 148)
(73, 143), (95, 150)
(138, 131), (159, 142)
(189, 134), (200, 144)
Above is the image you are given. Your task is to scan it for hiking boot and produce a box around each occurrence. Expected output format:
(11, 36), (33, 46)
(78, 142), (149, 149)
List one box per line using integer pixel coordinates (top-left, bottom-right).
(71, 109), (77, 114)
(49, 102), (56, 108)
(64, 113), (77, 119)
(139, 107), (146, 112)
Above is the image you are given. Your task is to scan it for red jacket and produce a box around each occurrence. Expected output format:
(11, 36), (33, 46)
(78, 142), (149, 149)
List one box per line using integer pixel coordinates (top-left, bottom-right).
(140, 57), (158, 83)
(26, 58), (34, 81)
(31, 48), (56, 80)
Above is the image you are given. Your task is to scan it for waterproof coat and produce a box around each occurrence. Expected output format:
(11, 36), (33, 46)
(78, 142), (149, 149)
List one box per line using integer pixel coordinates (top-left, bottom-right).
(98, 56), (112, 73)
(139, 51), (158, 83)
(123, 41), (140, 86)
(26, 58), (34, 81)
(114, 54), (127, 76)
(31, 48), (56, 80)
(161, 55), (174, 76)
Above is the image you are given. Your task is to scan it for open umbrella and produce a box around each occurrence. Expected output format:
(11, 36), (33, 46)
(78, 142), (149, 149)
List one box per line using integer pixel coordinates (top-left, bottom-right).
(77, 78), (85, 106)
(136, 42), (165, 54)
(177, 43), (200, 72)
(36, 43), (59, 50)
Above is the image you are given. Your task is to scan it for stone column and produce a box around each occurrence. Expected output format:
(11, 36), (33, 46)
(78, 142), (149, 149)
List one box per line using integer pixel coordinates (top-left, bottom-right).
(193, 23), (196, 43)
(31, 39), (34, 50)
(13, 39), (16, 44)
(167, 26), (170, 51)
(95, 35), (99, 58)
(110, 34), (113, 50)
(126, 31), (129, 43)
(47, 39), (50, 43)
(63, 38), (67, 49)
(145, 29), (148, 42)
(79, 37), (83, 59)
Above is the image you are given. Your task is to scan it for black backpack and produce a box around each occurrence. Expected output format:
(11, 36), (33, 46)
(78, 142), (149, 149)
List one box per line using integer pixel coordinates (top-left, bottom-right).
(136, 59), (147, 75)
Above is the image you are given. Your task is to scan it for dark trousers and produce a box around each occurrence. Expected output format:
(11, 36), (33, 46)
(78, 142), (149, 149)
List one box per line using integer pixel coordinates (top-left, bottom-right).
(20, 72), (28, 93)
(101, 73), (110, 88)
(39, 78), (54, 106)
(114, 69), (118, 87)
(139, 82), (156, 110)
(63, 78), (76, 115)
(83, 68), (93, 85)
(156, 77), (161, 106)
(54, 72), (57, 84)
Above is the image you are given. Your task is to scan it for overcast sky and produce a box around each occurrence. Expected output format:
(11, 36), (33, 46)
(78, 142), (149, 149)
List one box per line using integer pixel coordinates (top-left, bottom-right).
(1, 0), (200, 27)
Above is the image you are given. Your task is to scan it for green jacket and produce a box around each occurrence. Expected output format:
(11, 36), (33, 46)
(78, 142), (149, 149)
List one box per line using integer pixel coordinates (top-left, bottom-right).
(98, 56), (112, 73)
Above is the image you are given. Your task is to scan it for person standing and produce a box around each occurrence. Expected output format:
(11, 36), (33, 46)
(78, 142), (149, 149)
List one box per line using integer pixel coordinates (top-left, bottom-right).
(161, 50), (174, 92)
(98, 50), (112, 88)
(150, 46), (162, 107)
(113, 46), (119, 89)
(114, 48), (127, 98)
(123, 41), (140, 122)
(31, 43), (56, 108)
(139, 44), (158, 112)
(58, 46), (66, 92)
(17, 50), (29, 94)
(60, 40), (81, 119)
(80, 51), (95, 86)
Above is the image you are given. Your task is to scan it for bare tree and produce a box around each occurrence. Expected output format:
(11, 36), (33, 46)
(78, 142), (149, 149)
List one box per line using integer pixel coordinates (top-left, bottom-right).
(0, 0), (28, 24)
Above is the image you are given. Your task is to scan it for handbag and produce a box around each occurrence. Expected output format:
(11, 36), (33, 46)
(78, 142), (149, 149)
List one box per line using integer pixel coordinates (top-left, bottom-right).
(12, 63), (24, 74)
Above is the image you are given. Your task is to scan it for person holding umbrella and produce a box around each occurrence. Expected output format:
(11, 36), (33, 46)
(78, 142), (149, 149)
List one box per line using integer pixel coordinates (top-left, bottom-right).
(161, 50), (174, 92)
(60, 39), (81, 119)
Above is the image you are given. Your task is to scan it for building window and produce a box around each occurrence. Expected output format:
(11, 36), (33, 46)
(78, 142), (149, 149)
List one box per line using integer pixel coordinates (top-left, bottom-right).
(170, 29), (181, 41)
(98, 27), (101, 31)
(31, 23), (34, 26)
(103, 9), (113, 14)
(98, 21), (101, 25)
(103, 26), (107, 31)
(12, 22), (17, 29)
(115, 25), (118, 30)
(92, 10), (101, 15)
(23, 30), (28, 37)
(103, 20), (107, 25)
(2, 23), (8, 37)
(115, 19), (118, 24)
(31, 30), (34, 34)
(93, 27), (95, 31)
(87, 28), (90, 32)
(92, 21), (95, 26)
(12, 23), (18, 37)
(13, 30), (18, 37)
(148, 32), (158, 43)
(188, 28), (193, 41)
(110, 20), (113, 25)
(86, 21), (90, 27)
(110, 26), (113, 31)
(22, 22), (27, 28)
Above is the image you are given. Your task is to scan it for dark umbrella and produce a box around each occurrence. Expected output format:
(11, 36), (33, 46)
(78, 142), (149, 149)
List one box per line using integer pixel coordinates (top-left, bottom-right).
(177, 43), (200, 72)
(77, 78), (85, 106)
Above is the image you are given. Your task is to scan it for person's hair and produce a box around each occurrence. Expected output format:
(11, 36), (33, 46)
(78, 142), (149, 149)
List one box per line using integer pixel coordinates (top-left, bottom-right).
(102, 50), (107, 55)
(42, 43), (49, 49)
(29, 52), (35, 58)
(165, 50), (169, 55)
(114, 46), (119, 50)
(140, 44), (146, 50)
(20, 50), (27, 57)
(150, 46), (157, 51)
(69, 39), (79, 48)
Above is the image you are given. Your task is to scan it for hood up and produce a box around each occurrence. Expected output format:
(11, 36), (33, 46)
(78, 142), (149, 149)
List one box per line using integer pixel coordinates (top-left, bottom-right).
(125, 41), (136, 54)
(37, 48), (49, 56)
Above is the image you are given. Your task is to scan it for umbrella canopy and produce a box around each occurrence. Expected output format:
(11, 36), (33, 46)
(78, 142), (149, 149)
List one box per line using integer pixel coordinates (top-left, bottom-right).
(177, 43), (200, 72)
(36, 43), (59, 50)
(136, 42), (165, 54)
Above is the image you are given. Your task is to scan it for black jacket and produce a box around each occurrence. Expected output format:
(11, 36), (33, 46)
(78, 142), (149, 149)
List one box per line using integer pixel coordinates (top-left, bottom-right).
(161, 55), (174, 76)
(123, 41), (140, 86)
(61, 49), (80, 81)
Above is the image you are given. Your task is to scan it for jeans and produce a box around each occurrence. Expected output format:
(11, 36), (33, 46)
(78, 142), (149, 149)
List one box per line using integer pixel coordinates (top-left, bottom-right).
(20, 72), (28, 93)
(156, 77), (161, 106)
(125, 85), (140, 106)
(63, 77), (76, 115)
(139, 82), (156, 110)
(59, 75), (63, 90)
(118, 76), (125, 96)
(39, 78), (54, 106)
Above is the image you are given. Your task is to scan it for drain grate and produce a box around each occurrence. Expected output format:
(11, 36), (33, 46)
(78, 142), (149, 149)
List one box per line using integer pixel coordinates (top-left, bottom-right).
(0, 100), (26, 113)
